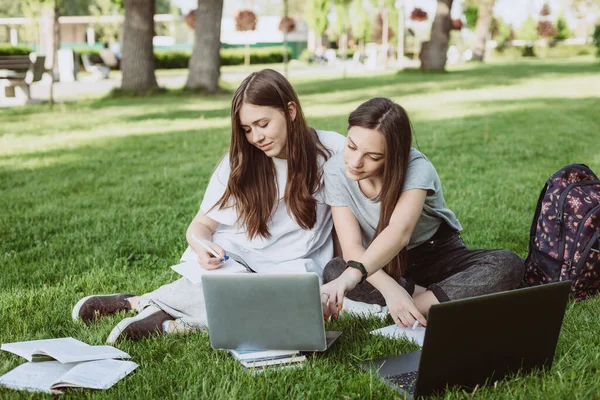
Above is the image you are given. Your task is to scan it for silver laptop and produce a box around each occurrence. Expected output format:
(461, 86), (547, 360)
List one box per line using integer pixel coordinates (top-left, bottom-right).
(203, 273), (341, 351)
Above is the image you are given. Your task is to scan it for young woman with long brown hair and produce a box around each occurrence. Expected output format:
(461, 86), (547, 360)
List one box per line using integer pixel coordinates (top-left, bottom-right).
(72, 69), (345, 343)
(320, 97), (524, 327)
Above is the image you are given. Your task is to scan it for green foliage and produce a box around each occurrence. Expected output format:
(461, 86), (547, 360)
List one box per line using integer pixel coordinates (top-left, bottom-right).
(465, 6), (479, 30)
(516, 16), (539, 42)
(61, 0), (95, 16)
(148, 47), (293, 69)
(330, 0), (352, 41)
(89, 0), (122, 43)
(0, 44), (32, 56)
(555, 13), (571, 40)
(593, 24), (600, 57)
(0, 0), (22, 17)
(350, 0), (373, 44)
(493, 43), (595, 58)
(305, 0), (329, 37)
(492, 16), (512, 45)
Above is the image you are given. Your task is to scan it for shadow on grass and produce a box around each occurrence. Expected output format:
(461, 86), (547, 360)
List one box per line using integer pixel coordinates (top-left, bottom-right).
(123, 107), (231, 122)
(292, 58), (600, 98)
(2, 96), (598, 290)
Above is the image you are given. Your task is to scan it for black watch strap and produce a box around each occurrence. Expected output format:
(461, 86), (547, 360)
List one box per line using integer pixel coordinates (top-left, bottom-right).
(346, 260), (368, 284)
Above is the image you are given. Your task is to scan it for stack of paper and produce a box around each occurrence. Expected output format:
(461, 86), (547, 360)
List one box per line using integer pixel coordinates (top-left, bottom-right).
(228, 349), (306, 373)
(0, 338), (138, 394)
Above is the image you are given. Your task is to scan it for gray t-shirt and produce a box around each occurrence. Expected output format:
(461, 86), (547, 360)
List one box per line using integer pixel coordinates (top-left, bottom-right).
(323, 148), (462, 249)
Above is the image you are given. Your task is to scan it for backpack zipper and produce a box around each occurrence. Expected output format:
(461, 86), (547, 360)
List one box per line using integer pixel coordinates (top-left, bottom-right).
(556, 181), (600, 258)
(574, 231), (600, 275)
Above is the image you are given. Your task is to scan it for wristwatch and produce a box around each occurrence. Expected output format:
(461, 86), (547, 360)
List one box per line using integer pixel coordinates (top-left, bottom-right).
(346, 260), (368, 284)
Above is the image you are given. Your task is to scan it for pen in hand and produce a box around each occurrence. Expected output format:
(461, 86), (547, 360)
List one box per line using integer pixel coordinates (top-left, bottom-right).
(190, 233), (229, 262)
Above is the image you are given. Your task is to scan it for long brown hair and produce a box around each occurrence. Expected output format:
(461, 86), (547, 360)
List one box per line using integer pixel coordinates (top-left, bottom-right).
(348, 97), (414, 280)
(215, 69), (331, 239)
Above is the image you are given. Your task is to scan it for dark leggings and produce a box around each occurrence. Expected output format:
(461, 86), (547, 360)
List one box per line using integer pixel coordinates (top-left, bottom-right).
(323, 223), (525, 305)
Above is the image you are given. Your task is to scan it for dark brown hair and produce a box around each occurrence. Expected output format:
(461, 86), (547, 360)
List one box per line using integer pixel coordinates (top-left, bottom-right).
(348, 97), (414, 280)
(215, 69), (331, 239)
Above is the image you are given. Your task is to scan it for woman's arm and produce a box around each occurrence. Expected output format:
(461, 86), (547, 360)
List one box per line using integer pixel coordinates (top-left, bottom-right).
(321, 189), (428, 325)
(186, 210), (227, 270)
(358, 188), (427, 274)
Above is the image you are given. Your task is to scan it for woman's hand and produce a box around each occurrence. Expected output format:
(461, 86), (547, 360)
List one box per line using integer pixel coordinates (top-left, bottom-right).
(382, 285), (427, 327)
(321, 267), (363, 321)
(195, 241), (227, 270)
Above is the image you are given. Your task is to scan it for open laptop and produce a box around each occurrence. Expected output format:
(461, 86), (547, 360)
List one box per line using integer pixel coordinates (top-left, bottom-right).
(360, 281), (571, 399)
(203, 273), (341, 351)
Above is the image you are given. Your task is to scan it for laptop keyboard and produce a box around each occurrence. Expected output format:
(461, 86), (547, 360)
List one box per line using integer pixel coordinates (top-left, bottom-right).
(386, 371), (418, 394)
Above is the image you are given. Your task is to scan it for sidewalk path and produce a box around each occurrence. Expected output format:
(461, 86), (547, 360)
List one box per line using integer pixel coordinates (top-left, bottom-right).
(29, 62), (381, 102)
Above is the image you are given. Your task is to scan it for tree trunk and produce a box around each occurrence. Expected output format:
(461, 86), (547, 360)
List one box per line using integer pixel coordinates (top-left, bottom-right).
(185, 0), (224, 93)
(420, 0), (453, 72)
(121, 0), (158, 93)
(49, 0), (60, 106)
(471, 0), (495, 61)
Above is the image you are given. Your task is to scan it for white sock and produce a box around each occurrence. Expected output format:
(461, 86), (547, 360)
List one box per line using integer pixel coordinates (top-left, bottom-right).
(125, 297), (140, 312)
(162, 320), (171, 333)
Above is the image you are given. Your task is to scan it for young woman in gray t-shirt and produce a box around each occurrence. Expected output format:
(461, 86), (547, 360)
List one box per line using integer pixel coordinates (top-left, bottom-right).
(320, 97), (524, 327)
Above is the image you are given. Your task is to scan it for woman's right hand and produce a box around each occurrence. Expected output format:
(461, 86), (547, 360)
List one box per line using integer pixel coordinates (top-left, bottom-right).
(382, 284), (427, 328)
(194, 241), (227, 270)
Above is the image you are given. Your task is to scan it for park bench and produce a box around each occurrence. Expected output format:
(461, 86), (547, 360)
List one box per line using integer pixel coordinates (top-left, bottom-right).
(0, 53), (46, 105)
(80, 53), (110, 80)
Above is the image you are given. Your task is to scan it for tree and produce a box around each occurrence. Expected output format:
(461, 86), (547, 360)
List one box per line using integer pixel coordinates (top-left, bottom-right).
(89, 0), (122, 43)
(516, 16), (538, 41)
(185, 0), (223, 93)
(120, 0), (158, 93)
(350, 0), (372, 46)
(306, 0), (329, 48)
(471, 0), (495, 61)
(233, 9), (258, 65)
(554, 12), (571, 40)
(420, 0), (453, 72)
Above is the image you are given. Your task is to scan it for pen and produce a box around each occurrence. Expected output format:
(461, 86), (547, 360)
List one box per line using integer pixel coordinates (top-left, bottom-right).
(190, 233), (229, 262)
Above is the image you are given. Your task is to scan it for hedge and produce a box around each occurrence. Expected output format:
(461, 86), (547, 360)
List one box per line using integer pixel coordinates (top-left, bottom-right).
(0, 44), (32, 56)
(492, 43), (596, 59)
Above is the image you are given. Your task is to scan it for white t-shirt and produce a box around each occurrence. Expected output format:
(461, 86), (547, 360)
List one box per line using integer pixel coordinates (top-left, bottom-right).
(181, 129), (345, 277)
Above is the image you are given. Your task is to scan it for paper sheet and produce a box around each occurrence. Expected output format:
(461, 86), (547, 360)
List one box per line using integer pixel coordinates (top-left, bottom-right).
(0, 361), (72, 393)
(171, 259), (248, 284)
(51, 359), (138, 390)
(370, 324), (426, 347)
(1, 338), (131, 363)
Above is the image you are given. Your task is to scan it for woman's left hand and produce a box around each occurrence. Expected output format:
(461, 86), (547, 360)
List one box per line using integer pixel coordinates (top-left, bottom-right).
(321, 268), (363, 321)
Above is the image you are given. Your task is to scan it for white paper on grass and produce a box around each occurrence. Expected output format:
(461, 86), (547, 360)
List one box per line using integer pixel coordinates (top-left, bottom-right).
(0, 337), (130, 363)
(0, 360), (138, 393)
(370, 324), (426, 347)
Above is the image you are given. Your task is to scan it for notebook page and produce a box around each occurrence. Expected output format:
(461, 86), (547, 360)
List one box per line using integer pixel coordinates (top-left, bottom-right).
(0, 361), (72, 393)
(171, 259), (248, 284)
(371, 324), (426, 347)
(1, 338), (88, 362)
(51, 359), (138, 390)
(51, 345), (131, 364)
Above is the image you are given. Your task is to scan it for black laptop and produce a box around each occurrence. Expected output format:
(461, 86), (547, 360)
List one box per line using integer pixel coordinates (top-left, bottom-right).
(360, 281), (571, 398)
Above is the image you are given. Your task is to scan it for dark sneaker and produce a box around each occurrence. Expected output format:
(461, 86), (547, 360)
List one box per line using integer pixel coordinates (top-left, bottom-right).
(72, 293), (135, 323)
(106, 305), (174, 344)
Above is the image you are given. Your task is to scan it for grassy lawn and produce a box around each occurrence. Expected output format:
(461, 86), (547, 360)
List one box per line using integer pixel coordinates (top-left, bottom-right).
(1, 57), (600, 399)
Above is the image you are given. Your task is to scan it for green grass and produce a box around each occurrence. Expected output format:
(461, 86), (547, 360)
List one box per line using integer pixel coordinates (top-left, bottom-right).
(1, 56), (600, 399)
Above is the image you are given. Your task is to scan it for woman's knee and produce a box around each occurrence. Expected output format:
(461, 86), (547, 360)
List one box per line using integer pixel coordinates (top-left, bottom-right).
(322, 257), (346, 284)
(491, 250), (525, 288)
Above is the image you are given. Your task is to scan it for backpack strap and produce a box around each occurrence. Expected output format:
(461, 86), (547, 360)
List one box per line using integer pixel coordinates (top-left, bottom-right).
(528, 179), (550, 252)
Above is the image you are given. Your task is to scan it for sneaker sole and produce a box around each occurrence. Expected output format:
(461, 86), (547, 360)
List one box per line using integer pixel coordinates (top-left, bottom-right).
(106, 305), (164, 345)
(71, 293), (133, 322)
